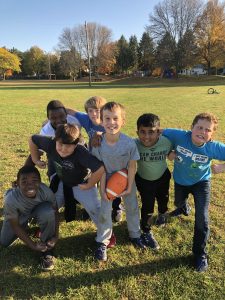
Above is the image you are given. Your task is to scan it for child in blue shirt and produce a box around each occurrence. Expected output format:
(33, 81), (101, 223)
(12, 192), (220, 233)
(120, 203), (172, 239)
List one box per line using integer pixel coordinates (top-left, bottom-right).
(163, 112), (225, 272)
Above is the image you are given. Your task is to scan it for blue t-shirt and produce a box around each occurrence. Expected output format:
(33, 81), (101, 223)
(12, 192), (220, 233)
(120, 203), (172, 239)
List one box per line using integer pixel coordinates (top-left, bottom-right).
(163, 128), (225, 185)
(75, 112), (105, 140)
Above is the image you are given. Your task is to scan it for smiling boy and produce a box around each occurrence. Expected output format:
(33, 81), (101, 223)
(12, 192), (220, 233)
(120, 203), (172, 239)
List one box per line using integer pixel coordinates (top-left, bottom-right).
(163, 112), (225, 272)
(0, 166), (59, 271)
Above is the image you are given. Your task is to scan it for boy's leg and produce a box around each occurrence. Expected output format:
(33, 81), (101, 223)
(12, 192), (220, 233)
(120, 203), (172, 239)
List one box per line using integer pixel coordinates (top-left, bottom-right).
(135, 173), (155, 231)
(123, 183), (141, 239)
(0, 215), (30, 247)
(112, 197), (123, 222)
(170, 182), (191, 217)
(54, 181), (65, 209)
(72, 186), (100, 226)
(96, 199), (113, 245)
(156, 169), (171, 214)
(192, 181), (210, 258)
(31, 202), (56, 243)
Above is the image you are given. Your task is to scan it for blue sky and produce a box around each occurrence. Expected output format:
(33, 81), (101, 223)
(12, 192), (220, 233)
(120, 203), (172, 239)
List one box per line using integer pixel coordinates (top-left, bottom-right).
(0, 0), (159, 52)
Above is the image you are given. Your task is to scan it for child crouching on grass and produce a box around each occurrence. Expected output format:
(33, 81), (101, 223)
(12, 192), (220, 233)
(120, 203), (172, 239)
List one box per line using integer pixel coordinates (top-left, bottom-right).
(163, 112), (225, 272)
(0, 166), (59, 271)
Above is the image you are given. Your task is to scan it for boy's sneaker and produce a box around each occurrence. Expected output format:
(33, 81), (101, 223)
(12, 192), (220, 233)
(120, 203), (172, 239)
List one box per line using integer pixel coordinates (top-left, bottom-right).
(112, 209), (123, 222)
(41, 251), (55, 271)
(155, 213), (166, 226)
(130, 237), (147, 250)
(195, 255), (208, 272)
(107, 232), (116, 249)
(170, 203), (191, 217)
(141, 232), (160, 250)
(95, 243), (107, 261)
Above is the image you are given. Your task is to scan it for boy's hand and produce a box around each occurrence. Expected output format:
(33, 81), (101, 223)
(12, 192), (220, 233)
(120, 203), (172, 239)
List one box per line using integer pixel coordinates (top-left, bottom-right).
(35, 160), (46, 169)
(167, 150), (176, 161)
(33, 242), (48, 252)
(90, 132), (103, 148)
(46, 237), (58, 249)
(78, 183), (90, 190)
(101, 190), (110, 201)
(118, 188), (131, 198)
(211, 163), (225, 174)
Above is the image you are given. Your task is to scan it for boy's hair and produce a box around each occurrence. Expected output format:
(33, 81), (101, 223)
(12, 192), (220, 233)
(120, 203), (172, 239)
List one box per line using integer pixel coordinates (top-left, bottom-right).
(84, 96), (106, 112)
(47, 100), (67, 118)
(137, 113), (160, 130)
(100, 101), (125, 120)
(192, 112), (218, 131)
(55, 123), (81, 145)
(17, 166), (41, 181)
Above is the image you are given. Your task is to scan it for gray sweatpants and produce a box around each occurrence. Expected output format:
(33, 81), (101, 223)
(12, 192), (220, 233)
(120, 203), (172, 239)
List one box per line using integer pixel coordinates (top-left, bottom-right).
(96, 182), (141, 245)
(55, 181), (100, 226)
(0, 202), (56, 246)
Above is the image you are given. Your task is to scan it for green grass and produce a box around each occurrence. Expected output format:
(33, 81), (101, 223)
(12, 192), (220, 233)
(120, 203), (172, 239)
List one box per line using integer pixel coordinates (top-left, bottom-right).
(0, 77), (225, 299)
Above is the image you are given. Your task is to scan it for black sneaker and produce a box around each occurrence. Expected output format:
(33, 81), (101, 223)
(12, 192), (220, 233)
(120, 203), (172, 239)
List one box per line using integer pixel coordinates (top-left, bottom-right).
(130, 237), (147, 250)
(170, 203), (191, 217)
(41, 251), (55, 271)
(95, 243), (107, 261)
(195, 255), (208, 272)
(155, 213), (167, 226)
(141, 232), (160, 250)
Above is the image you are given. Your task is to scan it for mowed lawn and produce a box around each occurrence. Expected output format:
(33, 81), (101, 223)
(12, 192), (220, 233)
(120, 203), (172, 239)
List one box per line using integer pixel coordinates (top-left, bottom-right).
(0, 77), (224, 300)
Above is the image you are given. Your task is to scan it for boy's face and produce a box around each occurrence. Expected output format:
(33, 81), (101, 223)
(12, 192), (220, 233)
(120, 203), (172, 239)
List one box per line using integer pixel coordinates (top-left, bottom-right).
(191, 119), (214, 146)
(137, 125), (160, 147)
(87, 108), (101, 125)
(56, 140), (76, 158)
(101, 108), (125, 135)
(49, 108), (67, 129)
(18, 173), (40, 198)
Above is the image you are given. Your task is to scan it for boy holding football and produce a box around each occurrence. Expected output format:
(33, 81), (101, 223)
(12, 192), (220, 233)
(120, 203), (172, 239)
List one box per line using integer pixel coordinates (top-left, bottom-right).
(92, 102), (151, 261)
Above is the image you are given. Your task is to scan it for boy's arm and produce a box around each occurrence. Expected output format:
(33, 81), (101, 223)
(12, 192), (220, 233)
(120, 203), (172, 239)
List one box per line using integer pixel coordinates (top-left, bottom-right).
(119, 160), (137, 197)
(29, 137), (46, 169)
(9, 218), (47, 252)
(90, 132), (103, 148)
(79, 165), (105, 190)
(66, 108), (79, 116)
(46, 208), (59, 249)
(211, 163), (225, 174)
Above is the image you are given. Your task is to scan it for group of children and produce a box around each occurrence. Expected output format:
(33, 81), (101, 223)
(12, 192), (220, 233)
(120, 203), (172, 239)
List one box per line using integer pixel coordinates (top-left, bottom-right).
(1, 95), (225, 273)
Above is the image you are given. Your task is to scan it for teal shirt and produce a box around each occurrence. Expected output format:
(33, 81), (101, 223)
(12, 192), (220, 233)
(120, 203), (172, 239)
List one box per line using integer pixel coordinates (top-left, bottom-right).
(135, 136), (172, 181)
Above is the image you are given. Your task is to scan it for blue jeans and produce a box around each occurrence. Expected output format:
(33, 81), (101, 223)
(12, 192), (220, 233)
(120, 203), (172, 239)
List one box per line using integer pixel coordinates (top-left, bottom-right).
(174, 180), (210, 257)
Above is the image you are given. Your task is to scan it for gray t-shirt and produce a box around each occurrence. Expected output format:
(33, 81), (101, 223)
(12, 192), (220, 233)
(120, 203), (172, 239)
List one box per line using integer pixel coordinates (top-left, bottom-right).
(91, 133), (140, 175)
(3, 183), (56, 221)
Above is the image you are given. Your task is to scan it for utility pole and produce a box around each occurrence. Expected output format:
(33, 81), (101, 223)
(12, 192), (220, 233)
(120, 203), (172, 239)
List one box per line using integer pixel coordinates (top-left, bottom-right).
(85, 21), (92, 87)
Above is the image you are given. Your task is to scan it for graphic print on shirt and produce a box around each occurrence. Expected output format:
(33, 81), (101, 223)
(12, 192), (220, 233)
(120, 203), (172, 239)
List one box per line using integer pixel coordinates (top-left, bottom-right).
(140, 149), (168, 162)
(176, 145), (208, 169)
(53, 160), (74, 178)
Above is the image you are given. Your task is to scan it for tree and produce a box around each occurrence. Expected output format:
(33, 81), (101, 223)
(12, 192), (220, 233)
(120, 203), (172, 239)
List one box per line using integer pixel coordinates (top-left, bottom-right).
(0, 47), (21, 80)
(59, 50), (82, 81)
(58, 23), (114, 78)
(177, 30), (198, 69)
(138, 32), (155, 74)
(155, 32), (176, 73)
(115, 35), (130, 73)
(195, 0), (225, 74)
(23, 46), (46, 78)
(128, 35), (139, 71)
(148, 0), (203, 73)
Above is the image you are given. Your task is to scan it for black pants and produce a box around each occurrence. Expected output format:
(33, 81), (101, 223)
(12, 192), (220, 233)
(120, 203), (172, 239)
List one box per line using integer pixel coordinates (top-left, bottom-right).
(112, 197), (121, 211)
(135, 168), (171, 232)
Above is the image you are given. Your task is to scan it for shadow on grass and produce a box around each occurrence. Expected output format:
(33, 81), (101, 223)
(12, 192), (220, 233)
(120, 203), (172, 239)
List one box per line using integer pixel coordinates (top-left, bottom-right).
(0, 224), (194, 298)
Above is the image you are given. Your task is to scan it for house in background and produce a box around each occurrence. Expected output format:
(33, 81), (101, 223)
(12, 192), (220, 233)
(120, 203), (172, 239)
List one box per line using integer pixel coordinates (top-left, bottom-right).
(179, 64), (207, 76)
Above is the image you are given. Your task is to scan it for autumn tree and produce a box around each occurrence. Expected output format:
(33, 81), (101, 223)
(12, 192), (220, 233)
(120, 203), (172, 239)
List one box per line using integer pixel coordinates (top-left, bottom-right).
(58, 23), (114, 78)
(23, 46), (46, 77)
(128, 35), (139, 71)
(0, 47), (21, 80)
(148, 0), (203, 73)
(195, 0), (225, 74)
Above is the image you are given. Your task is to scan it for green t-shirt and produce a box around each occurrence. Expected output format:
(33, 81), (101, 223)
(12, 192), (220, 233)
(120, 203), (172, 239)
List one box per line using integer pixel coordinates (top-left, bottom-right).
(135, 136), (172, 181)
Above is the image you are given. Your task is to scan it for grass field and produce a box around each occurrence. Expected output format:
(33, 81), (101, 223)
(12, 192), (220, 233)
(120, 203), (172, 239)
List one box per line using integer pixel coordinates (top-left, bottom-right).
(0, 77), (224, 300)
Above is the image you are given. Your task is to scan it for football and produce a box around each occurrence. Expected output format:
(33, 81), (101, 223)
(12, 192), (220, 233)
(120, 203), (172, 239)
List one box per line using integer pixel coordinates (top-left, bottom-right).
(106, 169), (128, 200)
